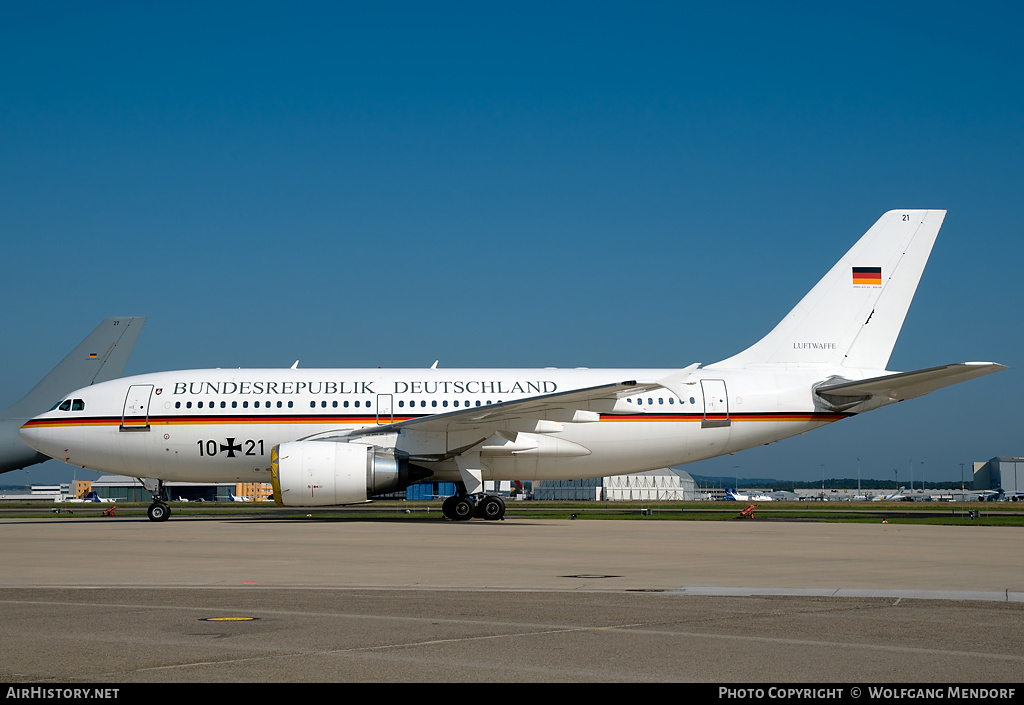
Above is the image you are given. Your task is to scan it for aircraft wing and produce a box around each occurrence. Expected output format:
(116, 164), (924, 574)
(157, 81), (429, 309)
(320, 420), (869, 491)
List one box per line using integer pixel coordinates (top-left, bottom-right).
(330, 365), (700, 442)
(815, 362), (1006, 404)
(347, 380), (648, 438)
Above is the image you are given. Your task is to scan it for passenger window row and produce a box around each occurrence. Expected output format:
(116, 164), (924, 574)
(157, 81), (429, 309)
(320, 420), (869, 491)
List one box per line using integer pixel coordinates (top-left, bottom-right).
(626, 396), (696, 406)
(398, 400), (493, 408)
(55, 394), (696, 415)
(171, 399), (502, 411)
(176, 400), (298, 409)
(171, 396), (695, 411)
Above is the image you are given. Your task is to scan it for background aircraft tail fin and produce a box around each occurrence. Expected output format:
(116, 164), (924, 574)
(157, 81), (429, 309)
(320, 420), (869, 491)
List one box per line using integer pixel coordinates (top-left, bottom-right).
(3, 316), (146, 420)
(710, 210), (945, 371)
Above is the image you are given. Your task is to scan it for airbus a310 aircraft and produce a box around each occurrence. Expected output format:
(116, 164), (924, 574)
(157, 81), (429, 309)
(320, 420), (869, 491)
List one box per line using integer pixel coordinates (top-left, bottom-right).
(20, 211), (1005, 521)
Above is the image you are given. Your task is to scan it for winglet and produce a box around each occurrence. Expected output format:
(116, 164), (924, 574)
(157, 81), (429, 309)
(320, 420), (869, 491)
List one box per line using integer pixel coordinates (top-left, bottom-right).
(656, 363), (701, 399)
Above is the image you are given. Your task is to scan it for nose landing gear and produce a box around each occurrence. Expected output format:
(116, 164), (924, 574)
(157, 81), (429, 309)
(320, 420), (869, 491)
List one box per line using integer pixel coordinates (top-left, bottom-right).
(143, 478), (171, 522)
(147, 500), (171, 522)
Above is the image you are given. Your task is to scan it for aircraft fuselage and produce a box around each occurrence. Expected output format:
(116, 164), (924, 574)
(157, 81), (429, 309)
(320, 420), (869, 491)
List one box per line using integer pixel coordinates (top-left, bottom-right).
(20, 366), (846, 484)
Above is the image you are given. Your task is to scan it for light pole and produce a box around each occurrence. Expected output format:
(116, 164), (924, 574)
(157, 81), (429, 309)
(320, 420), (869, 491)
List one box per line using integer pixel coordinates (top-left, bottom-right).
(960, 462), (965, 516)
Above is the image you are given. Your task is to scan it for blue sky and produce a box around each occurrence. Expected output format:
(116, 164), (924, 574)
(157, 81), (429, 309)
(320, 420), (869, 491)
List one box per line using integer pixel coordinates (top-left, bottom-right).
(2, 2), (1020, 485)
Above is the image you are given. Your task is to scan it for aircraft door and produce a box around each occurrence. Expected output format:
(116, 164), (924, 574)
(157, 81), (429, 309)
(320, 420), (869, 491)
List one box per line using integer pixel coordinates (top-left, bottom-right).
(121, 384), (154, 431)
(377, 394), (393, 425)
(700, 379), (730, 428)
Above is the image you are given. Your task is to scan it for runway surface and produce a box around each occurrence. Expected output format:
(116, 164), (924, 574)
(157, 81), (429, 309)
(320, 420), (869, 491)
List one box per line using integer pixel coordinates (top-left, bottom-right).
(1, 516), (1022, 682)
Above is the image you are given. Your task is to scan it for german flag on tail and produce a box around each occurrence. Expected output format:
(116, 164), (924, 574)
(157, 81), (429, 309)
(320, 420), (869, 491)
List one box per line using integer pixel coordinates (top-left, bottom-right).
(852, 266), (882, 286)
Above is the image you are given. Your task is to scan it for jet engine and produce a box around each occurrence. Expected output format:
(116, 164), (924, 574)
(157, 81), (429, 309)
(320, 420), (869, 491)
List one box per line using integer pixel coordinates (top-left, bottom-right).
(271, 441), (431, 506)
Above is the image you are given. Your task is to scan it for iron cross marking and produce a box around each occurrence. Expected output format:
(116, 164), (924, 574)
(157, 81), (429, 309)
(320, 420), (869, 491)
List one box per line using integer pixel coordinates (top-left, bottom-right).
(220, 438), (242, 457)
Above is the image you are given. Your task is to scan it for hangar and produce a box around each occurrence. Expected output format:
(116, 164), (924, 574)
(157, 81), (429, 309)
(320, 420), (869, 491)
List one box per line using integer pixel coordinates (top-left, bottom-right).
(532, 467), (697, 501)
(974, 457), (1023, 499)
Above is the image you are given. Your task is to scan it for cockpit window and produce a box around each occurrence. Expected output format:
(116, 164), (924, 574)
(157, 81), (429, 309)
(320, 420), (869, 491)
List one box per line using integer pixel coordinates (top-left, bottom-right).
(58, 400), (72, 411)
(71, 399), (85, 411)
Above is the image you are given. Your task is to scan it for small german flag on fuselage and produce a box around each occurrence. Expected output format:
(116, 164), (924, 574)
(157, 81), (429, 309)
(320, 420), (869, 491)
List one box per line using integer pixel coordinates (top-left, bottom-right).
(852, 266), (882, 286)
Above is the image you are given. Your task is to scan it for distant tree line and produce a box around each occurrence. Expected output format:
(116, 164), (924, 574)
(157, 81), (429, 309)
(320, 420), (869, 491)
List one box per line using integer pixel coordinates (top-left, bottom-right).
(690, 476), (964, 491)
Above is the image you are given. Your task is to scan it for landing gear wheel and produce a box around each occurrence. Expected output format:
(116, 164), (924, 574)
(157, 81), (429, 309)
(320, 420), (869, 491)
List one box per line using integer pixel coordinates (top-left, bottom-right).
(147, 502), (171, 522)
(479, 495), (506, 521)
(451, 496), (475, 521)
(441, 496), (458, 520)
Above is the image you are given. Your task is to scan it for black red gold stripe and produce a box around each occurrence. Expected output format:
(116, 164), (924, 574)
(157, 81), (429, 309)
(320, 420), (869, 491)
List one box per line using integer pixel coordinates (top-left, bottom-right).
(598, 412), (848, 423)
(21, 414), (413, 428)
(22, 410), (850, 430)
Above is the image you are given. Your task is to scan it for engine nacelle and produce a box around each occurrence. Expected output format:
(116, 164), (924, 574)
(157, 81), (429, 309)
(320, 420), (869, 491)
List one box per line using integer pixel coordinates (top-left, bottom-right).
(271, 441), (429, 507)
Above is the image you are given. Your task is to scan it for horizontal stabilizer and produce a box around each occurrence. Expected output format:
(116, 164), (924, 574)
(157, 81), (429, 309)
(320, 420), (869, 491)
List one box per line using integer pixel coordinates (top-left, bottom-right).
(816, 362), (1007, 405)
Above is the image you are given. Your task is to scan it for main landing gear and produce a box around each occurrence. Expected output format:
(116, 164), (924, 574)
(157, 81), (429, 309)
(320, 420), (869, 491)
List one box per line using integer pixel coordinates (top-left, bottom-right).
(441, 494), (506, 521)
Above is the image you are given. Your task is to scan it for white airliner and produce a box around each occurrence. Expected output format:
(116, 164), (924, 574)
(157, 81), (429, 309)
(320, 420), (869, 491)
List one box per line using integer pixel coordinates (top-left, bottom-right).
(20, 210), (1005, 522)
(62, 491), (115, 504)
(871, 488), (907, 501)
(724, 489), (775, 502)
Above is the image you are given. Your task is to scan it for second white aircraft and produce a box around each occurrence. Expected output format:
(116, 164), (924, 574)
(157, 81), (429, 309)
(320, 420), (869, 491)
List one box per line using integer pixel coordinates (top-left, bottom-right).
(21, 210), (1005, 521)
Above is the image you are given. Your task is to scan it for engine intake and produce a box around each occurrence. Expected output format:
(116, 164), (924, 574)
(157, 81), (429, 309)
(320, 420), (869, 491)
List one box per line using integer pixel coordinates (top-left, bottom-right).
(271, 441), (431, 506)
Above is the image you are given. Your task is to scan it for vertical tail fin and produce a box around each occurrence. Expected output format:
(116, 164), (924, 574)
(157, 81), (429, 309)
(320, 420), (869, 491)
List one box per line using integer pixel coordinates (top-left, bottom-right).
(711, 210), (945, 371)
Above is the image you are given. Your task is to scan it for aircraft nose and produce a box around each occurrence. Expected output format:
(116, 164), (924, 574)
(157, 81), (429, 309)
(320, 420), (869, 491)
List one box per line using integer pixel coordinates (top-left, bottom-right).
(19, 418), (65, 459)
(19, 420), (44, 452)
